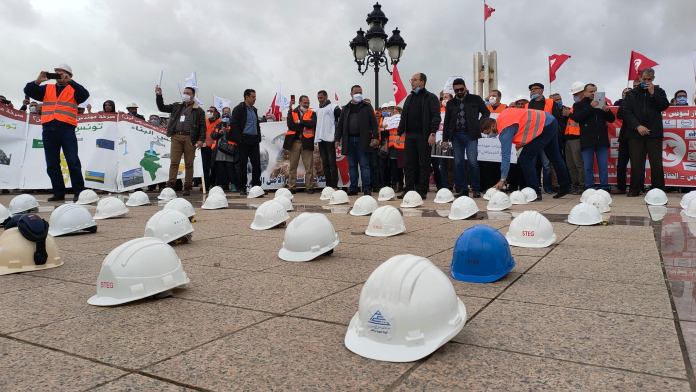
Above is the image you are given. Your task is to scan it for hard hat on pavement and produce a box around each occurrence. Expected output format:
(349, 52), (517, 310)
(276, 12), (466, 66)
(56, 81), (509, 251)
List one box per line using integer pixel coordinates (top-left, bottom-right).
(685, 198), (696, 219)
(76, 189), (99, 205)
(580, 188), (596, 203)
(125, 191), (150, 207)
(320, 187), (336, 201)
(250, 200), (289, 230)
(48, 204), (97, 237)
(0, 215), (62, 276)
(87, 237), (189, 306)
(157, 187), (177, 201)
(274, 194), (294, 211)
(328, 190), (349, 205)
(365, 205), (405, 237)
(9, 194), (39, 215)
(93, 197), (129, 220)
(483, 187), (499, 201)
(0, 203), (9, 224)
(448, 196), (479, 220)
(595, 189), (612, 205)
(278, 213), (339, 262)
(567, 202), (603, 226)
(247, 186), (265, 199)
(521, 187), (537, 202)
(586, 193), (610, 213)
(487, 192), (512, 211)
(163, 198), (196, 219)
(209, 186), (226, 197)
(506, 211), (557, 248)
(509, 190), (528, 205)
(378, 186), (396, 201)
(400, 191), (423, 208)
(350, 195), (379, 216)
(680, 190), (696, 209)
(275, 187), (294, 200)
(144, 209), (193, 244)
(201, 193), (228, 210)
(570, 81), (585, 95)
(434, 188), (455, 204)
(344, 254), (467, 362)
(644, 188), (668, 206)
(451, 224), (516, 283)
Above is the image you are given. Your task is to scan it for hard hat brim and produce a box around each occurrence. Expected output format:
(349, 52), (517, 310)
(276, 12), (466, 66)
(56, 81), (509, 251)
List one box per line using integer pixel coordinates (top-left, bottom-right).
(93, 211), (128, 220)
(450, 259), (515, 283)
(506, 233), (557, 248)
(349, 209), (372, 216)
(433, 197), (454, 204)
(377, 196), (395, 201)
(0, 257), (63, 276)
(250, 219), (286, 231)
(567, 217), (602, 226)
(365, 227), (405, 237)
(447, 211), (477, 220)
(278, 238), (339, 262)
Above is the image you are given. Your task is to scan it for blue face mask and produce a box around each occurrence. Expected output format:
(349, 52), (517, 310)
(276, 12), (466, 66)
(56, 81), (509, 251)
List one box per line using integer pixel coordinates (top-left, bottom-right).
(639, 82), (648, 89)
(676, 96), (688, 105)
(530, 93), (541, 101)
(413, 87), (423, 94)
(382, 111), (390, 117)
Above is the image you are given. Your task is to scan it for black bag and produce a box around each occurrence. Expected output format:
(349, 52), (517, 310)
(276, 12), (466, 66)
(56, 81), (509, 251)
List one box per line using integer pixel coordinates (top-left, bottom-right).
(216, 131), (238, 162)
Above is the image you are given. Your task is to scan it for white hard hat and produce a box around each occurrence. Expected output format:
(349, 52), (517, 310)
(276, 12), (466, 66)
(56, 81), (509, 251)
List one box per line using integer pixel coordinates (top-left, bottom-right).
(570, 81), (585, 95)
(247, 186), (265, 199)
(76, 189), (99, 205)
(87, 237), (189, 306)
(157, 187), (177, 201)
(48, 204), (97, 237)
(345, 254), (467, 362)
(275, 188), (294, 200)
(144, 209), (193, 243)
(125, 191), (150, 207)
(377, 186), (396, 201)
(586, 193), (610, 213)
(448, 196), (479, 220)
(273, 194), (294, 211)
(433, 188), (455, 204)
(381, 102), (390, 109)
(208, 186), (226, 197)
(320, 187), (336, 201)
(365, 205), (405, 237)
(54, 64), (73, 75)
(580, 188), (596, 203)
(9, 194), (39, 215)
(0, 203), (9, 223)
(648, 205), (667, 222)
(350, 195), (379, 216)
(388, 101), (396, 107)
(483, 187), (500, 201)
(400, 191), (423, 208)
(509, 190), (528, 205)
(126, 102), (138, 108)
(94, 197), (129, 220)
(0, 228), (62, 276)
(685, 198), (696, 218)
(680, 190), (696, 209)
(250, 200), (289, 230)
(278, 213), (339, 262)
(329, 190), (349, 205)
(644, 188), (668, 206)
(487, 192), (512, 211)
(506, 211), (557, 248)
(567, 202), (603, 226)
(202, 193), (228, 210)
(513, 95), (529, 103)
(521, 187), (537, 202)
(163, 198), (196, 219)
(595, 189), (612, 205)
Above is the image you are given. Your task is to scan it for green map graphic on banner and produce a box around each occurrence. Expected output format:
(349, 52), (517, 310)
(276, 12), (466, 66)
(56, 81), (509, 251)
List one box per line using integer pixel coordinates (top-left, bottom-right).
(32, 139), (43, 148)
(139, 148), (162, 180)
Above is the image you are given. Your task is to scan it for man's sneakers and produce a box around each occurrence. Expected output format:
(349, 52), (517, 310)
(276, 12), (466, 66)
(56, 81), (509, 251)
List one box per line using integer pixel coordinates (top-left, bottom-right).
(552, 188), (569, 199)
(48, 195), (65, 202)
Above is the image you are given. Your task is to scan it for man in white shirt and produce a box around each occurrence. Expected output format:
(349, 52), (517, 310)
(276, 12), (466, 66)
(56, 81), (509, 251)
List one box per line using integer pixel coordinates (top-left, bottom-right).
(315, 90), (341, 188)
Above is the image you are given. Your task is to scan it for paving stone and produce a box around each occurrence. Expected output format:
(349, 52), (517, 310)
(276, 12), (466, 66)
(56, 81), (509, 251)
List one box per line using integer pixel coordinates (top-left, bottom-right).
(90, 374), (196, 391)
(0, 274), (61, 294)
(184, 247), (283, 271)
(264, 256), (384, 283)
(528, 254), (665, 285)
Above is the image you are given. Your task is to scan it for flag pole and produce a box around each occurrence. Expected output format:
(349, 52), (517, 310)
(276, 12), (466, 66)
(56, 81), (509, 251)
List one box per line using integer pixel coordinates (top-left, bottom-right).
(483, 0), (487, 53)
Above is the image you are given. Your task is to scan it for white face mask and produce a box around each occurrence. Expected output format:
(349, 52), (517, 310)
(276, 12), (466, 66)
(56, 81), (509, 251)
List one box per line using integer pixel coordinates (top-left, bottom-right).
(182, 94), (192, 103)
(352, 93), (363, 103)
(441, 99), (449, 106)
(206, 111), (213, 119)
(488, 96), (497, 105)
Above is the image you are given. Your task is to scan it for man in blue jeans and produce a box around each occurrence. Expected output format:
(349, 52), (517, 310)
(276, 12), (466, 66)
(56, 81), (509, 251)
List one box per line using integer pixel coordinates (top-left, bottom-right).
(442, 78), (490, 197)
(336, 85), (379, 195)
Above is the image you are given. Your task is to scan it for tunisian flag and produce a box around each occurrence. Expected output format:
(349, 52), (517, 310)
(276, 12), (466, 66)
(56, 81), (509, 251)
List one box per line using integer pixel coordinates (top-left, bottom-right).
(392, 64), (408, 105)
(484, 3), (495, 21)
(548, 54), (571, 83)
(628, 50), (659, 81)
(265, 93), (282, 121)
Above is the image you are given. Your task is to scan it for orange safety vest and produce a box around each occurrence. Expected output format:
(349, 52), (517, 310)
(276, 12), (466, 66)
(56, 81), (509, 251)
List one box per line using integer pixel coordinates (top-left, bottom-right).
(524, 98), (554, 114)
(287, 109), (315, 139)
(387, 128), (405, 150)
(487, 103), (508, 114)
(41, 84), (78, 126)
(564, 108), (580, 136)
(497, 108), (547, 146)
(205, 118), (221, 148)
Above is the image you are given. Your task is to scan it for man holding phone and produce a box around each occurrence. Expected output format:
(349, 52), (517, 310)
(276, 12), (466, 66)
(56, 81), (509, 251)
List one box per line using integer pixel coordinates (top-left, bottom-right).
(24, 64), (89, 202)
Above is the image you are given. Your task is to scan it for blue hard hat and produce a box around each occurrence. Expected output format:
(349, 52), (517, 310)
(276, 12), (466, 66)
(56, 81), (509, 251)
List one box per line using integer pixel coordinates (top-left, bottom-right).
(450, 224), (515, 283)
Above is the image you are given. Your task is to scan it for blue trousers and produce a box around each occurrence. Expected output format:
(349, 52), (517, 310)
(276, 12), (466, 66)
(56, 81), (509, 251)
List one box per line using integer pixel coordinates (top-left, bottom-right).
(42, 123), (84, 196)
(517, 119), (569, 196)
(347, 137), (371, 192)
(581, 145), (609, 190)
(452, 132), (480, 193)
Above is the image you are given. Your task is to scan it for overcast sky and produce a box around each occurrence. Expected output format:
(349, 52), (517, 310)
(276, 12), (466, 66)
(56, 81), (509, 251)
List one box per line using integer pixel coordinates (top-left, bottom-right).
(2, 0), (695, 116)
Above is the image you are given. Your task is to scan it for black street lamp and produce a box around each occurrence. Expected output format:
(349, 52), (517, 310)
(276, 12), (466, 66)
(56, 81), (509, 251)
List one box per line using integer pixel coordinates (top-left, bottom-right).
(349, 2), (406, 107)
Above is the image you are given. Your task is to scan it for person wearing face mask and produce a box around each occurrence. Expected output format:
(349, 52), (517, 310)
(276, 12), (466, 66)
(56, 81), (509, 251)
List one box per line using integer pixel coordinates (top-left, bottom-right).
(623, 68), (670, 196)
(283, 95), (317, 194)
(24, 64), (89, 202)
(314, 91), (341, 189)
(201, 106), (221, 190)
(396, 73), (441, 199)
(563, 82), (585, 194)
(672, 90), (689, 106)
(486, 89), (507, 116)
(101, 100), (116, 113)
(155, 85), (206, 196)
(570, 83), (615, 191)
(612, 86), (634, 194)
(525, 83), (564, 195)
(125, 103), (145, 120)
(336, 85), (379, 196)
(441, 79), (489, 198)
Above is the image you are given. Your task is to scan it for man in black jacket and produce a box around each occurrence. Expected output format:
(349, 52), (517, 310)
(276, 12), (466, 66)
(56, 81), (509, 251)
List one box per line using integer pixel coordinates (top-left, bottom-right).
(397, 73), (440, 198)
(612, 86), (635, 194)
(231, 89), (267, 196)
(156, 85), (205, 196)
(622, 68), (670, 196)
(284, 95), (317, 193)
(336, 85), (379, 195)
(442, 78), (490, 197)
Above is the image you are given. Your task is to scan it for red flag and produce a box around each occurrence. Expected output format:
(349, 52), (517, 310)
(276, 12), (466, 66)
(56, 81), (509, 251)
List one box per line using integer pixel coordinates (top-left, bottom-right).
(628, 50), (658, 81)
(392, 64), (408, 104)
(334, 92), (339, 103)
(266, 93), (281, 121)
(548, 53), (571, 83)
(484, 3), (495, 21)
